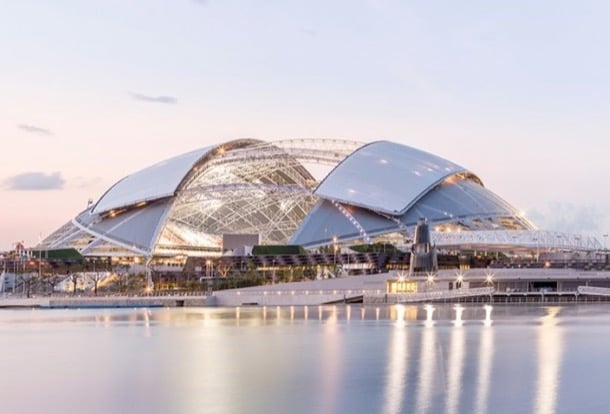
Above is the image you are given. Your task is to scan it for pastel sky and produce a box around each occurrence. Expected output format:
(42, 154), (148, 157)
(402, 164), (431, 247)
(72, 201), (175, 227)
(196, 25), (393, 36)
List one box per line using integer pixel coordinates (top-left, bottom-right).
(2, 0), (610, 251)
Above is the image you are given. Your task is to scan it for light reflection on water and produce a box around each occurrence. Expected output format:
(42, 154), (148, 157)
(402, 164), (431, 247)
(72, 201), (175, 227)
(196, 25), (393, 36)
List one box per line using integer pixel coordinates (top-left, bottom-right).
(535, 307), (563, 414)
(382, 305), (408, 414)
(0, 304), (608, 413)
(474, 307), (493, 414)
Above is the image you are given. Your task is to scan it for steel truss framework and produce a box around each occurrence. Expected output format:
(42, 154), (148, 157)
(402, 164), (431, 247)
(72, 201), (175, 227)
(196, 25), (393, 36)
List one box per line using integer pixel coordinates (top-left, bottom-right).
(38, 139), (363, 257)
(432, 230), (602, 251)
(38, 138), (603, 258)
(155, 139), (362, 256)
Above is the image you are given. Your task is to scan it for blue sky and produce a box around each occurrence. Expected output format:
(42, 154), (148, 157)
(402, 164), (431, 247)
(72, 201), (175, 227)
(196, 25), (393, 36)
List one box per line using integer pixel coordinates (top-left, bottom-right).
(2, 0), (610, 250)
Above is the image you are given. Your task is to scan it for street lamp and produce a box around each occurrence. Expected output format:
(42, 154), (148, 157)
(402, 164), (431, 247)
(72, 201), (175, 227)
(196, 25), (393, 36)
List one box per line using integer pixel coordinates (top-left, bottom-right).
(485, 269), (494, 290)
(205, 259), (212, 278)
(455, 270), (465, 289)
(426, 271), (435, 291)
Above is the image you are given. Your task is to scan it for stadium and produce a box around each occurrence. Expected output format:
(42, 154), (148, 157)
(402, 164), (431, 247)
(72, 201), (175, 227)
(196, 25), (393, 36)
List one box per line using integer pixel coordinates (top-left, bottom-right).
(0, 138), (602, 302)
(38, 138), (599, 259)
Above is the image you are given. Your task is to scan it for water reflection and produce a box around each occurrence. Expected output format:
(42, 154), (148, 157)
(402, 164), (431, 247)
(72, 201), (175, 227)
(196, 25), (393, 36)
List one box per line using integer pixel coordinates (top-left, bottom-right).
(474, 306), (493, 414)
(445, 306), (466, 414)
(382, 305), (409, 414)
(414, 305), (436, 414)
(534, 307), (563, 414)
(320, 305), (342, 414)
(453, 304), (465, 327)
(1, 304), (605, 414)
(483, 304), (493, 327)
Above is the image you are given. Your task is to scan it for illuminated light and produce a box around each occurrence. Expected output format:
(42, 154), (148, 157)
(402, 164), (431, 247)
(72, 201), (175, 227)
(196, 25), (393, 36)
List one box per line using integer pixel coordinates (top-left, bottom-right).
(379, 159), (388, 165)
(305, 290), (309, 295)
(291, 290), (295, 295)
(413, 170), (422, 176)
(136, 201), (147, 207)
(277, 291), (281, 295)
(304, 306), (309, 320)
(236, 291), (241, 296)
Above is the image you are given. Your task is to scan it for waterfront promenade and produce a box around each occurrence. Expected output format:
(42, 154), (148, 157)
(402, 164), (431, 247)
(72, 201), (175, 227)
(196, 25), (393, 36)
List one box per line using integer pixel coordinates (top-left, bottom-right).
(3, 268), (610, 308)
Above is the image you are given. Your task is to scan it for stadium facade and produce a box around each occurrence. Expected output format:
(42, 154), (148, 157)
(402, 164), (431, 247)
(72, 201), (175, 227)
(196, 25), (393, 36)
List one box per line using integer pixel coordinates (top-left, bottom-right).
(38, 139), (601, 258)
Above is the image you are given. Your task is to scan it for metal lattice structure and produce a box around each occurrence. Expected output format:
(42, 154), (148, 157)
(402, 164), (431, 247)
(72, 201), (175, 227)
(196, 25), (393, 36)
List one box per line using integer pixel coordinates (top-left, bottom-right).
(431, 230), (602, 251)
(38, 138), (603, 258)
(39, 139), (364, 257)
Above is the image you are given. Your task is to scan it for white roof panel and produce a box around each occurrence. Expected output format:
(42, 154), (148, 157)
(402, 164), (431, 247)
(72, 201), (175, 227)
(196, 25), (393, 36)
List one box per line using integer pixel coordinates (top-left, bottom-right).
(93, 147), (213, 214)
(314, 141), (468, 215)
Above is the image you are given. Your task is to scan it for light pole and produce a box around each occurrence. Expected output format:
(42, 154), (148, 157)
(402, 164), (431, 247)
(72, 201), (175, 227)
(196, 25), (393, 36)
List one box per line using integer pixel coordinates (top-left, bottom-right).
(455, 270), (465, 289)
(485, 269), (494, 291)
(332, 236), (338, 267)
(205, 259), (212, 278)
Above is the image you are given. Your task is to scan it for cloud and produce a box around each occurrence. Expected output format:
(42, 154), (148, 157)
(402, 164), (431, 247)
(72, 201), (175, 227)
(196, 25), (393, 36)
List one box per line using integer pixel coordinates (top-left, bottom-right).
(192, 0), (208, 5)
(527, 202), (605, 235)
(18, 124), (53, 136)
(129, 92), (177, 104)
(4, 172), (65, 191)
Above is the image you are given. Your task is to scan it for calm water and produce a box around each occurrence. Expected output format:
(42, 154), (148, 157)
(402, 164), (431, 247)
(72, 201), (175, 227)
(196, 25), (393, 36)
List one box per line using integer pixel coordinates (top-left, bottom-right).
(0, 304), (609, 413)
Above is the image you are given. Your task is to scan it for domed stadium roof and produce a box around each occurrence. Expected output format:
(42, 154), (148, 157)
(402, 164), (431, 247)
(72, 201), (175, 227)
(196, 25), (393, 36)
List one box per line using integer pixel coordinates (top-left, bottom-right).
(39, 138), (541, 257)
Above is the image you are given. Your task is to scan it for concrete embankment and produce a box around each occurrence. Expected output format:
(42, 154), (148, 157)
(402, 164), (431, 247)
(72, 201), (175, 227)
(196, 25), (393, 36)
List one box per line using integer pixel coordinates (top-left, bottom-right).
(213, 273), (391, 306)
(0, 295), (215, 309)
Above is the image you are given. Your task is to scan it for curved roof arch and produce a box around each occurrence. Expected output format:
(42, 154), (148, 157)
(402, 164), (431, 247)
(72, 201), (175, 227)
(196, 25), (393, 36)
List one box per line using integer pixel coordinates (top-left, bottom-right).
(92, 147), (214, 214)
(91, 139), (266, 215)
(314, 140), (481, 216)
